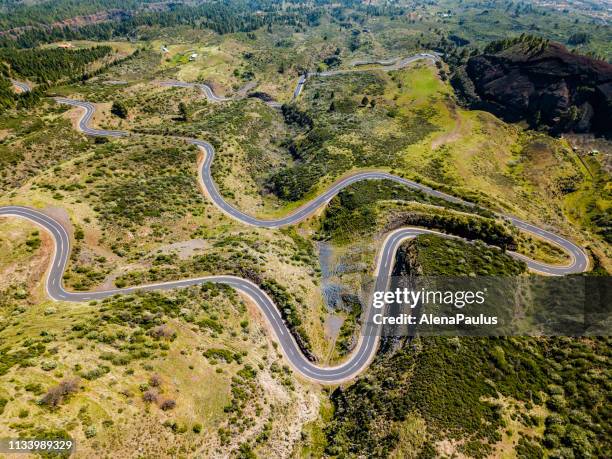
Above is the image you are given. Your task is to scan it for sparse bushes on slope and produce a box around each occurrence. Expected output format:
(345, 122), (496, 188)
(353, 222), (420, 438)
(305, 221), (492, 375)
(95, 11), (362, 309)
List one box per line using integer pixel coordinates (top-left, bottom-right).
(325, 238), (606, 458)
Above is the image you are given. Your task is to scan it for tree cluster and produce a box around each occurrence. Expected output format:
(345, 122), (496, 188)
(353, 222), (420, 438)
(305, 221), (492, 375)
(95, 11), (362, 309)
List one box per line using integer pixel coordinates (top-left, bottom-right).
(0, 1), (323, 48)
(484, 34), (550, 55)
(0, 46), (112, 83)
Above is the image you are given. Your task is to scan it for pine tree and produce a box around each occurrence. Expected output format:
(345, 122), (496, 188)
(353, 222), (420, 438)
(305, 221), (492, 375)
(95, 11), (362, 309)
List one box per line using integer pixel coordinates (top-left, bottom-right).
(178, 102), (189, 121)
(111, 101), (128, 119)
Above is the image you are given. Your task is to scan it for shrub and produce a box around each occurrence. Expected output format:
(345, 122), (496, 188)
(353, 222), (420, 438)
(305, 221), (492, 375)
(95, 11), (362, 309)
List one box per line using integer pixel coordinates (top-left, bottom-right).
(41, 360), (57, 371)
(111, 101), (128, 119)
(268, 162), (324, 201)
(203, 348), (240, 363)
(80, 365), (110, 380)
(568, 32), (590, 45)
(142, 390), (158, 403)
(178, 102), (188, 121)
(84, 425), (97, 438)
(149, 374), (162, 387)
(280, 104), (313, 128)
(160, 399), (176, 411)
(237, 443), (257, 459)
(237, 365), (257, 380)
(40, 378), (79, 408)
(149, 325), (174, 340)
(24, 383), (43, 395)
(197, 318), (224, 334)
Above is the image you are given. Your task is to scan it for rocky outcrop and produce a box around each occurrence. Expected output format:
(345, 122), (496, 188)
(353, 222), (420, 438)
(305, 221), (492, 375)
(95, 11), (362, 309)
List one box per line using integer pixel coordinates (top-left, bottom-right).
(460, 40), (612, 137)
(0, 10), (131, 37)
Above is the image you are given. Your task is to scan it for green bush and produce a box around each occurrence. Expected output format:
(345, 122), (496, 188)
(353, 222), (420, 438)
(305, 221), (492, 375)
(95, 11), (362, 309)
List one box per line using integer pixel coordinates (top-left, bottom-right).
(111, 101), (128, 119)
(203, 348), (241, 363)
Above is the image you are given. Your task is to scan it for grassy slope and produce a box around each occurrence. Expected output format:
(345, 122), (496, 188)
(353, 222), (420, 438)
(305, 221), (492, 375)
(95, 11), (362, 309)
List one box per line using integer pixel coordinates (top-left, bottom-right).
(0, 219), (50, 299)
(1, 34), (340, 361)
(23, 30), (602, 368)
(0, 129), (330, 355)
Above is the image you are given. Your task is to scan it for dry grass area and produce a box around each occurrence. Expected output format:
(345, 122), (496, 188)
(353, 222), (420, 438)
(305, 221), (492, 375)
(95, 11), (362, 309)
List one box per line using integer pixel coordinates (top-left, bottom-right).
(0, 218), (52, 299)
(162, 41), (245, 91)
(362, 65), (607, 268)
(390, 414), (428, 458)
(0, 104), (89, 194)
(422, 394), (549, 458)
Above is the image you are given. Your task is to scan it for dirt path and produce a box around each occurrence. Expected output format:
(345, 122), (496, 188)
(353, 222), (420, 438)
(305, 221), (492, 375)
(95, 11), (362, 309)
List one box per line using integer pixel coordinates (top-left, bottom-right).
(431, 109), (462, 150)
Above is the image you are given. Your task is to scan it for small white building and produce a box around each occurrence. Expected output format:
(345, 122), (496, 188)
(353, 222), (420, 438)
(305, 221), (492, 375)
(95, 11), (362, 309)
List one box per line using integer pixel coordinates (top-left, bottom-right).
(189, 53), (198, 61)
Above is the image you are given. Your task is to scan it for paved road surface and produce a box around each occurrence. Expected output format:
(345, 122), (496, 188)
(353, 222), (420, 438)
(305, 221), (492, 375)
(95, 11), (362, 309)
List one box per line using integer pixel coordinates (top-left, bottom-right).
(160, 80), (283, 108)
(160, 53), (439, 104)
(0, 204), (588, 383)
(54, 98), (128, 137)
(11, 79), (31, 93)
(1, 57), (589, 383)
(292, 53), (439, 100)
(159, 80), (231, 102)
(194, 138), (587, 274)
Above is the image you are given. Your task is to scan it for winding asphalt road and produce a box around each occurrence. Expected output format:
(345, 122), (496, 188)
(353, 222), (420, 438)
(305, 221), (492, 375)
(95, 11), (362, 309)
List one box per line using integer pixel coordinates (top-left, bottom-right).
(0, 205), (438, 382)
(41, 97), (588, 276)
(54, 98), (128, 137)
(2, 58), (589, 383)
(160, 80), (284, 108)
(292, 53), (439, 100)
(160, 53), (439, 103)
(315, 53), (439, 77)
(159, 80), (231, 103)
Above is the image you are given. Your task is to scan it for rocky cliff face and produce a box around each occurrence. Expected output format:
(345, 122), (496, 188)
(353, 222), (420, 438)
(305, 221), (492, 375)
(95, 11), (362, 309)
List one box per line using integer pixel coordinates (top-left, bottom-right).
(377, 240), (421, 355)
(463, 41), (612, 137)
